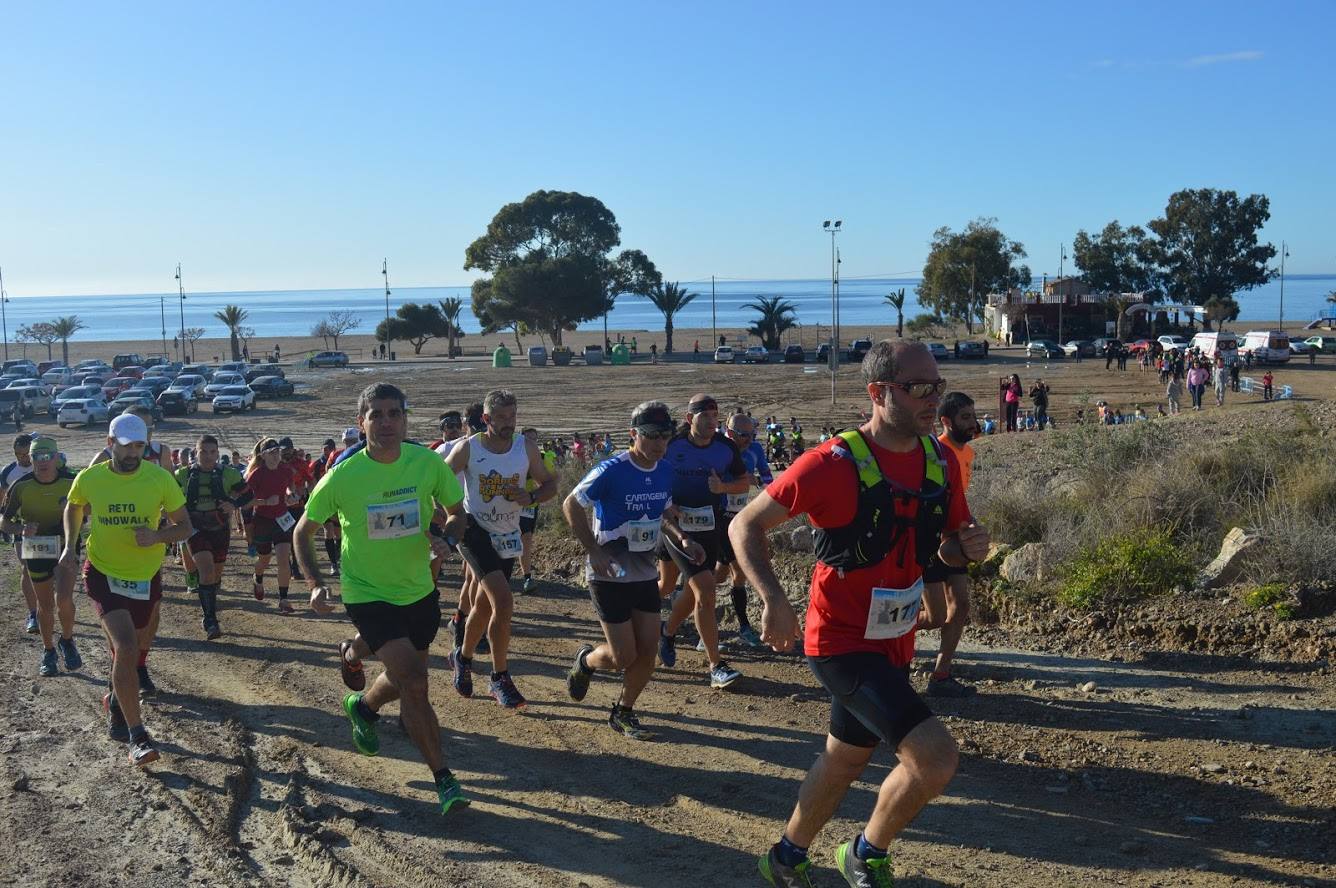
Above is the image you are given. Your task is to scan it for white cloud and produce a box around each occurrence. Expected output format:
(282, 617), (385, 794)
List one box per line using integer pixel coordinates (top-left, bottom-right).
(1183, 50), (1264, 68)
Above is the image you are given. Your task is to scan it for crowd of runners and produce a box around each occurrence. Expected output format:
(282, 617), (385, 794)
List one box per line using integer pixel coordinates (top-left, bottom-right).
(1, 339), (992, 887)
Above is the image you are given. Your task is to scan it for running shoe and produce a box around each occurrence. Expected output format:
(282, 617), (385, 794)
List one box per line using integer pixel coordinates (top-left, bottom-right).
(926, 675), (977, 699)
(24, 611), (38, 634)
(289, 560), (304, 580)
(759, 847), (817, 888)
(253, 579), (265, 601)
(278, 600), (295, 614)
(566, 644), (594, 702)
(338, 640), (366, 691)
(608, 704), (654, 741)
(330, 563), (341, 578)
(185, 572), (199, 593)
(450, 648), (473, 698)
(39, 648), (59, 677)
(341, 692), (380, 756)
(128, 733), (160, 768)
(658, 622), (676, 668)
(522, 575), (536, 594)
(247, 543), (257, 557)
(489, 672), (526, 710)
(137, 665), (158, 697)
(709, 661), (742, 689)
(835, 840), (894, 887)
(103, 693), (130, 743)
(57, 637), (82, 670)
(737, 626), (765, 649)
(435, 775), (471, 815)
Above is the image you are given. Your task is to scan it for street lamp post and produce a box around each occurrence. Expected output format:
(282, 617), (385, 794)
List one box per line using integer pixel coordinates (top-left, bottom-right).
(175, 263), (188, 361)
(0, 266), (9, 362)
(159, 294), (168, 359)
(1058, 243), (1067, 344)
(1279, 241), (1288, 331)
(823, 220), (842, 405)
(382, 258), (391, 360)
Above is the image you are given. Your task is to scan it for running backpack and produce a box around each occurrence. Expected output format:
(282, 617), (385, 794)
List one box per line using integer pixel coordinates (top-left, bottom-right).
(185, 466), (228, 514)
(812, 430), (950, 572)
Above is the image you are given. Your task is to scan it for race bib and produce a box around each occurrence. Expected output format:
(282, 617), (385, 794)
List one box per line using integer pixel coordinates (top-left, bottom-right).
(520, 505), (537, 520)
(725, 491), (750, 514)
(108, 575), (152, 601)
(626, 517), (662, 552)
(21, 535), (61, 560)
(489, 529), (523, 559)
(863, 579), (924, 640)
(678, 505), (716, 532)
(275, 510), (296, 532)
(366, 499), (420, 540)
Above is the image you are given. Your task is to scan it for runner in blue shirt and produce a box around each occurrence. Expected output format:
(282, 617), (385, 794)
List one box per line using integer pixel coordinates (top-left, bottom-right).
(562, 401), (700, 739)
(656, 394), (750, 689)
(716, 413), (772, 649)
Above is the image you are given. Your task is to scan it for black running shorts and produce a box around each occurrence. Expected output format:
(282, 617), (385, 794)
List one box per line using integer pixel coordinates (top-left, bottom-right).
(457, 518), (516, 580)
(657, 527), (720, 577)
(344, 589), (441, 652)
(519, 509), (537, 536)
(589, 579), (661, 624)
(807, 651), (934, 749)
(922, 553), (966, 584)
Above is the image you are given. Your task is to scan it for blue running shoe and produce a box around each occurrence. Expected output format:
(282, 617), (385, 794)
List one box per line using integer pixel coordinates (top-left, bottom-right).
(450, 648), (473, 698)
(39, 648), (58, 677)
(57, 637), (82, 670)
(489, 672), (526, 710)
(658, 622), (676, 668)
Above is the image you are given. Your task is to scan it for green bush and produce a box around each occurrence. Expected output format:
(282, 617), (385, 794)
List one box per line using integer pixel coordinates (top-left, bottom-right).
(1242, 583), (1296, 620)
(1058, 528), (1195, 610)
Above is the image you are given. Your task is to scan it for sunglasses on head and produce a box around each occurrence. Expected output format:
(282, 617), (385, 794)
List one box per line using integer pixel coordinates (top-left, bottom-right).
(635, 427), (673, 441)
(880, 379), (947, 400)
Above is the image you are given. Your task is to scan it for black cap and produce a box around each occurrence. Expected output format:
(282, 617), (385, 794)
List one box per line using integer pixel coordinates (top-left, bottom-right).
(631, 403), (675, 433)
(278, 436), (294, 448)
(687, 394), (718, 414)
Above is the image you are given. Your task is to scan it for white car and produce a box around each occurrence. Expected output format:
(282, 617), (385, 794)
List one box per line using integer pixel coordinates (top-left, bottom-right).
(211, 385), (256, 413)
(203, 372), (247, 398)
(167, 374), (207, 398)
(714, 346), (736, 364)
(52, 385), (107, 412)
(41, 368), (75, 388)
(16, 386), (52, 416)
(7, 377), (46, 393)
(57, 399), (110, 427)
(1157, 335), (1190, 352)
(927, 342), (950, 360)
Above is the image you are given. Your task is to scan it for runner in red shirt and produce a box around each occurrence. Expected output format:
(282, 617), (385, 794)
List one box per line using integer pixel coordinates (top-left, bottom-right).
(246, 438), (300, 611)
(730, 340), (989, 887)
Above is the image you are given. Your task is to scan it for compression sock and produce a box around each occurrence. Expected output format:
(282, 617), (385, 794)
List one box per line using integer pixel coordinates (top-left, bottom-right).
(855, 832), (888, 861)
(354, 697), (380, 722)
(278, 586), (289, 600)
(730, 585), (750, 629)
(775, 835), (809, 866)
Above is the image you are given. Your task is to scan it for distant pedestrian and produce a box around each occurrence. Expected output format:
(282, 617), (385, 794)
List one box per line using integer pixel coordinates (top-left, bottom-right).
(1166, 371), (1183, 415)
(650, 343), (658, 364)
(1029, 379), (1050, 429)
(1213, 358), (1228, 407)
(1262, 371), (1274, 401)
(1002, 374), (1022, 432)
(1187, 363), (1208, 410)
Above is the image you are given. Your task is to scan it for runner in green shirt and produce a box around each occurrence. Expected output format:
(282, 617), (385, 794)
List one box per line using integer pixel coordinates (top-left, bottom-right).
(295, 382), (471, 815)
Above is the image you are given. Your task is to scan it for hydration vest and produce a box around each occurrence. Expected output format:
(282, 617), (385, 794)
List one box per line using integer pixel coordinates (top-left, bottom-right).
(812, 430), (950, 572)
(185, 465), (228, 519)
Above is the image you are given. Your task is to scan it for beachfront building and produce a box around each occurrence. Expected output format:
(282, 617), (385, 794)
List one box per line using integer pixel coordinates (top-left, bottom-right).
(985, 277), (1119, 343)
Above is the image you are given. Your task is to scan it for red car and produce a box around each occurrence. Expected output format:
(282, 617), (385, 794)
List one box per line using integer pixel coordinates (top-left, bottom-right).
(1127, 339), (1153, 354)
(118, 365), (146, 379)
(101, 376), (138, 399)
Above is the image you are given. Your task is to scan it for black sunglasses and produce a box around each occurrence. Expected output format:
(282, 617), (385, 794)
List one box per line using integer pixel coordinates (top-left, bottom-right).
(635, 428), (673, 441)
(880, 379), (947, 400)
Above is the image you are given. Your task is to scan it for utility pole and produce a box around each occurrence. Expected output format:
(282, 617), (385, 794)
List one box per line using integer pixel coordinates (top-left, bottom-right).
(711, 275), (717, 349)
(382, 259), (391, 359)
(1278, 241), (1288, 331)
(159, 294), (168, 359)
(823, 220), (842, 405)
(1058, 242), (1067, 344)
(175, 263), (187, 361)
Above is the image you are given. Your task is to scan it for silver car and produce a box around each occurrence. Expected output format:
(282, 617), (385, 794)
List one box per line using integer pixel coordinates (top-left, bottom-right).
(57, 399), (111, 428)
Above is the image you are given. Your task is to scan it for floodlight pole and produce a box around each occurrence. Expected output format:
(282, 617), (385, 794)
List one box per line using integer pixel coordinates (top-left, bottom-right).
(1058, 243), (1067, 344)
(824, 220), (842, 405)
(1278, 241), (1288, 331)
(382, 259), (391, 359)
(175, 263), (187, 361)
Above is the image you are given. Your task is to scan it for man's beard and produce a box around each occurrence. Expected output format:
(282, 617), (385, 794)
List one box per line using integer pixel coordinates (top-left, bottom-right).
(116, 456), (141, 473)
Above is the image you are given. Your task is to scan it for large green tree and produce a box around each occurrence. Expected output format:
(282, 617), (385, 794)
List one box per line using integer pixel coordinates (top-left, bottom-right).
(745, 295), (798, 351)
(375, 302), (450, 355)
(1071, 221), (1159, 338)
(213, 304), (249, 361)
(1145, 188), (1276, 313)
(644, 281), (696, 354)
(917, 219), (1030, 334)
(464, 190), (652, 347)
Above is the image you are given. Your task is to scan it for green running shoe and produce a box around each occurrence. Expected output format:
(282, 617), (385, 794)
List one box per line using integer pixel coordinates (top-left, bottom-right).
(835, 840), (894, 887)
(435, 775), (471, 815)
(758, 846), (817, 887)
(341, 692), (380, 756)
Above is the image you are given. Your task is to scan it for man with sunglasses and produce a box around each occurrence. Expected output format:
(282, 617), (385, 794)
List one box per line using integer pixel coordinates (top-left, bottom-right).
(731, 340), (989, 887)
(717, 413), (773, 648)
(562, 401), (697, 739)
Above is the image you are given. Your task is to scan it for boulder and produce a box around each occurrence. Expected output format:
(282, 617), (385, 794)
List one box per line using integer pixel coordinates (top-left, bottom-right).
(1196, 527), (1261, 590)
(1000, 542), (1049, 584)
(790, 525), (814, 553)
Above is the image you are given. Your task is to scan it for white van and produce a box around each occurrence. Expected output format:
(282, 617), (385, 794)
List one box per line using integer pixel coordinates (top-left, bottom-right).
(1191, 331), (1239, 363)
(1240, 330), (1290, 364)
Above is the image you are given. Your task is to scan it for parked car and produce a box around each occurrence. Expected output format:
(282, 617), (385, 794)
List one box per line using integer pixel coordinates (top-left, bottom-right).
(0, 373), (25, 389)
(112, 353), (145, 370)
(1092, 338), (1123, 354)
(1061, 339), (1097, 358)
(0, 389), (28, 422)
(1156, 334), (1190, 352)
(211, 385), (256, 413)
(72, 371), (107, 386)
(1126, 339), (1154, 355)
(1303, 334), (1336, 353)
(167, 374), (207, 398)
(137, 376), (173, 395)
(41, 368), (75, 388)
(926, 343), (950, 360)
(249, 375), (295, 398)
(118, 365), (146, 380)
(37, 361), (66, 376)
(816, 343), (834, 365)
(57, 398), (111, 427)
(74, 359), (111, 372)
(141, 356), (168, 369)
(101, 376), (139, 399)
(1289, 339), (1314, 355)
(245, 365), (285, 383)
(2, 359), (38, 376)
(16, 386), (52, 416)
(203, 372), (247, 397)
(108, 392), (162, 422)
(7, 377), (46, 392)
(53, 385), (106, 412)
(156, 390), (198, 416)
(741, 346), (770, 364)
(180, 363), (214, 380)
(957, 340), (988, 359)
(849, 339), (874, 362)
(1026, 340), (1065, 359)
(310, 351), (349, 368)
(217, 362), (250, 375)
(1240, 330), (1290, 364)
(783, 345), (805, 364)
(713, 346), (736, 364)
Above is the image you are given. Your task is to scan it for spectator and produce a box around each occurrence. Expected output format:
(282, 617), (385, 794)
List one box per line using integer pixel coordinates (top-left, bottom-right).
(1002, 374), (1023, 432)
(1213, 356), (1228, 407)
(650, 343), (658, 364)
(1262, 371), (1274, 401)
(1166, 370), (1183, 415)
(1187, 362), (1209, 411)
(981, 414), (997, 434)
(1029, 379), (1051, 429)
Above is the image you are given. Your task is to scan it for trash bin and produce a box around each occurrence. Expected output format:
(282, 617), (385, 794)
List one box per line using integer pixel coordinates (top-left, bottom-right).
(552, 348), (573, 366)
(583, 345), (604, 366)
(611, 343), (631, 365)
(493, 345), (512, 368)
(528, 346), (547, 367)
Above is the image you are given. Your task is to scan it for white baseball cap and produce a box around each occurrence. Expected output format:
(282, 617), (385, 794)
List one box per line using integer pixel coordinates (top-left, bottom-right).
(109, 413), (149, 445)
(342, 426), (359, 441)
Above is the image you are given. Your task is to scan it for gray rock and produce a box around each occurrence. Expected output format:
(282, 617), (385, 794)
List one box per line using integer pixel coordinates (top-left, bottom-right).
(1201, 762), (1225, 774)
(1000, 543), (1049, 584)
(789, 526), (814, 553)
(1196, 527), (1261, 589)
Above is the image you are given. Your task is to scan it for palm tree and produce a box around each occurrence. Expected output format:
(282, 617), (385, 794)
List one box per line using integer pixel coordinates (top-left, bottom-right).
(50, 316), (86, 366)
(644, 281), (697, 354)
(885, 288), (906, 337)
(214, 304), (249, 361)
(439, 297), (465, 358)
(745, 295), (799, 351)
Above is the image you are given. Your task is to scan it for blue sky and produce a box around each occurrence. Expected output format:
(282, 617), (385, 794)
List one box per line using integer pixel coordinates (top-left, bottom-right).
(2, 1), (1332, 297)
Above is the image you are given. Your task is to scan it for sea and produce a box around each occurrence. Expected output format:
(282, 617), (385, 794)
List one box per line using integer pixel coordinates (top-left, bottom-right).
(2, 275), (1333, 344)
